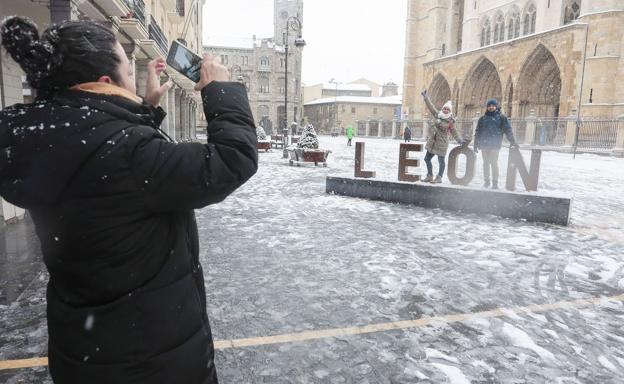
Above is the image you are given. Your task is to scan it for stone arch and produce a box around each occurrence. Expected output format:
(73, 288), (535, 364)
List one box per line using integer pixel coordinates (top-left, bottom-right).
(428, 73), (452, 111)
(504, 76), (514, 117)
(461, 56), (502, 118)
(516, 44), (562, 117)
(258, 105), (272, 134)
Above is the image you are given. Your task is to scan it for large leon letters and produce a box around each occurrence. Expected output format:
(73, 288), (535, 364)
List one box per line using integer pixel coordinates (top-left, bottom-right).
(354, 142), (542, 192)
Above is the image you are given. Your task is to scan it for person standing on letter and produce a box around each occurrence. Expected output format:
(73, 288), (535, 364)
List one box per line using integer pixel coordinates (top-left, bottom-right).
(421, 90), (465, 183)
(474, 99), (518, 189)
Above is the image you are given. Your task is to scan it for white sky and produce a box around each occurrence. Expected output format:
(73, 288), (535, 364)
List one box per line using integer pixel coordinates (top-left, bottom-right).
(203, 0), (407, 88)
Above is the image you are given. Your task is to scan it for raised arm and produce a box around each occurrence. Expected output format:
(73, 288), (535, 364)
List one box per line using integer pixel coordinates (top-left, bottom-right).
(422, 91), (439, 117)
(126, 81), (258, 212)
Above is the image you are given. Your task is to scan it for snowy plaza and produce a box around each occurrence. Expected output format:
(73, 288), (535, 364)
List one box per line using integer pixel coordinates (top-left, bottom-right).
(1, 136), (624, 383)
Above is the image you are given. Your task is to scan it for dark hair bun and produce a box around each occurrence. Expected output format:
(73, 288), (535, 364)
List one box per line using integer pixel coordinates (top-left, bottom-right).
(1, 16), (56, 89)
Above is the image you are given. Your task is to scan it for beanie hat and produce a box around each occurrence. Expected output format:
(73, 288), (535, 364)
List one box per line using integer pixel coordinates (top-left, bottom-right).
(438, 100), (453, 119)
(486, 98), (498, 107)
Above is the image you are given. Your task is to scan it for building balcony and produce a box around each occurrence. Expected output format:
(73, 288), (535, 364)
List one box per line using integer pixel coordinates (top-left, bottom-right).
(91, 0), (130, 17)
(117, 0), (148, 40)
(121, 0), (146, 27)
(167, 0), (185, 23)
(148, 15), (169, 55)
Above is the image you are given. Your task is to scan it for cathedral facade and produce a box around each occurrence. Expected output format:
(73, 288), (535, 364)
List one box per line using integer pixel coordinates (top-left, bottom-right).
(402, 1), (624, 120)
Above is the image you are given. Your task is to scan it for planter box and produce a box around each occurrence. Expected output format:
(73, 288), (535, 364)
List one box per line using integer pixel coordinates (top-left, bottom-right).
(257, 140), (271, 151)
(288, 148), (330, 166)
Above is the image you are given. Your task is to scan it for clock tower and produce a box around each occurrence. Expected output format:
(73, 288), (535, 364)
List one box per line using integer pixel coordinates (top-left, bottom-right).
(274, 0), (304, 46)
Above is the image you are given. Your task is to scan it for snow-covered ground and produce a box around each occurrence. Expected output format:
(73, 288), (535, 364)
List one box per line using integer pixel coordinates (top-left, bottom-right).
(1, 136), (623, 383)
(198, 136), (624, 382)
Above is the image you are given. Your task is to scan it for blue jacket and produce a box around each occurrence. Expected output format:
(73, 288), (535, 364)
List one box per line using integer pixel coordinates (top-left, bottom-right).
(474, 109), (516, 149)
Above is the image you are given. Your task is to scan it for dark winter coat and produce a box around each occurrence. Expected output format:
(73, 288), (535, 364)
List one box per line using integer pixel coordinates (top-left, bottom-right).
(0, 81), (258, 384)
(403, 126), (412, 140)
(474, 109), (516, 149)
(424, 95), (462, 156)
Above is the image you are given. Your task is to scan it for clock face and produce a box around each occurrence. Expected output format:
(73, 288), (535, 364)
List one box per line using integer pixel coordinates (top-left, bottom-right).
(280, 10), (289, 20)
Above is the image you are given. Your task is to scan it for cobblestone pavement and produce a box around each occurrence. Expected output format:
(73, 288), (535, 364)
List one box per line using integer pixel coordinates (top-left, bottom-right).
(1, 137), (623, 383)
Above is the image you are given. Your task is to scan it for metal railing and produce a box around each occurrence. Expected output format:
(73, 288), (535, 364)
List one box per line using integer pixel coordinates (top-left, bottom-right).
(149, 15), (168, 54)
(533, 118), (567, 146)
(321, 117), (622, 153)
(575, 119), (619, 150)
(122, 0), (146, 27)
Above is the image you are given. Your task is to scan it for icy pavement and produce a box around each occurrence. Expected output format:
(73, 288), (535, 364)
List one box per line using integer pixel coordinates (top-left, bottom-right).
(1, 136), (624, 383)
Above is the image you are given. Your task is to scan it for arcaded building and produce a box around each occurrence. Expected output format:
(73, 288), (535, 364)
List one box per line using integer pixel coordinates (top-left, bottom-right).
(402, 1), (624, 120)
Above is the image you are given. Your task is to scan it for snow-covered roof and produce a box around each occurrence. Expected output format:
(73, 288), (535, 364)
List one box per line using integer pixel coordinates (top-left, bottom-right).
(322, 83), (371, 92)
(305, 95), (402, 106)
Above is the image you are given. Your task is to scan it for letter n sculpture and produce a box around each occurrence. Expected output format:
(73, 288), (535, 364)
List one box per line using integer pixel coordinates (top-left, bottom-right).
(506, 147), (542, 191)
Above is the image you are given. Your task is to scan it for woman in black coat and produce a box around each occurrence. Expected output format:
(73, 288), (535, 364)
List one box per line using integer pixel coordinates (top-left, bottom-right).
(0, 17), (257, 384)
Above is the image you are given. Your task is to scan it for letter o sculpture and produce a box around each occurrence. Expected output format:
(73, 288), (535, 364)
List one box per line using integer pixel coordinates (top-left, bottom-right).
(447, 145), (476, 186)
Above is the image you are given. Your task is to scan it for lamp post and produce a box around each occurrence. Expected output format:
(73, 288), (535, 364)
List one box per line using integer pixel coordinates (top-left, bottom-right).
(282, 16), (306, 158)
(329, 78), (340, 135)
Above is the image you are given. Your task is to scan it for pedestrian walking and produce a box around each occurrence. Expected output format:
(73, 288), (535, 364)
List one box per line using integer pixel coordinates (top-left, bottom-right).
(473, 98), (518, 189)
(403, 125), (412, 142)
(346, 124), (354, 146)
(0, 17), (258, 384)
(420, 90), (465, 183)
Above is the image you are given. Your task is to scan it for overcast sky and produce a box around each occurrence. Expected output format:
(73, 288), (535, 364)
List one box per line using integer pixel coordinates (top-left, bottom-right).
(203, 0), (407, 88)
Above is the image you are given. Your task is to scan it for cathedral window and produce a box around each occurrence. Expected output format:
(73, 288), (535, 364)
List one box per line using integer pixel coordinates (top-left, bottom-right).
(480, 18), (491, 47)
(507, 10), (521, 39)
(523, 4), (537, 35)
(493, 13), (505, 43)
(563, 1), (581, 25)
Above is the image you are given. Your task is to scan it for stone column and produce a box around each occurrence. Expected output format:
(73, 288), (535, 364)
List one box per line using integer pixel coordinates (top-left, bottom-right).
(160, 86), (169, 135)
(391, 120), (398, 139)
(135, 60), (149, 99)
(180, 94), (188, 141)
(168, 86), (176, 140)
(378, 120), (383, 138)
(365, 120), (371, 137)
(564, 108), (578, 148)
(613, 114), (624, 157)
(175, 88), (182, 141)
(524, 109), (537, 146)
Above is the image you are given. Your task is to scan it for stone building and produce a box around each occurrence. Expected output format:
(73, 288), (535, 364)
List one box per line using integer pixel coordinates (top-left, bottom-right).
(0, 0), (204, 222)
(203, 0), (304, 135)
(303, 82), (373, 104)
(403, 0), (624, 119)
(304, 95), (401, 136)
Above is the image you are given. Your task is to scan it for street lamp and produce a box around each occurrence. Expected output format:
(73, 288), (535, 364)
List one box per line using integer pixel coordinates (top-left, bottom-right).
(282, 16), (306, 158)
(329, 78), (340, 135)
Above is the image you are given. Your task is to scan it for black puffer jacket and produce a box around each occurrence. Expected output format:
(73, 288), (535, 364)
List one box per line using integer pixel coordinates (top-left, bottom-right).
(0, 81), (258, 384)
